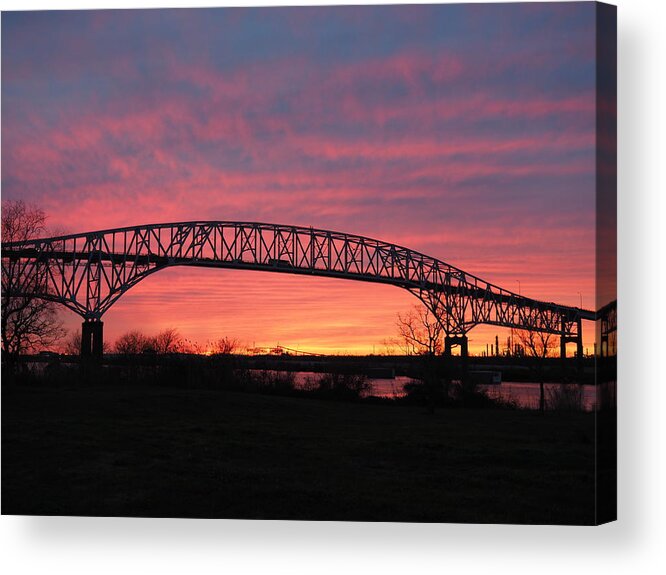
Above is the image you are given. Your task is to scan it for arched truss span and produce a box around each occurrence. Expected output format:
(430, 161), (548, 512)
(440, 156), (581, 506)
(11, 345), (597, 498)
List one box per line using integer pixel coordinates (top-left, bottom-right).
(2, 221), (596, 345)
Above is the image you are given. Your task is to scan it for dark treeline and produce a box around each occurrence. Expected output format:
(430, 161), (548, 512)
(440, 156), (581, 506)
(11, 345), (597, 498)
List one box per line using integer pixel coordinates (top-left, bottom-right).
(6, 354), (378, 403)
(5, 353), (541, 411)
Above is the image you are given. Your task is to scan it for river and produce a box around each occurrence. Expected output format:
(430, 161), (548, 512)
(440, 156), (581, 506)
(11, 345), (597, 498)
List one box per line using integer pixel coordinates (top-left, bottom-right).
(290, 372), (610, 412)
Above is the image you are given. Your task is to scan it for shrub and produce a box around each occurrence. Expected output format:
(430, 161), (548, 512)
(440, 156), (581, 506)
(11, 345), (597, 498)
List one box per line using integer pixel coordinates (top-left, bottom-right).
(402, 377), (517, 410)
(308, 372), (371, 400)
(253, 370), (296, 394)
(546, 383), (584, 412)
(401, 378), (447, 405)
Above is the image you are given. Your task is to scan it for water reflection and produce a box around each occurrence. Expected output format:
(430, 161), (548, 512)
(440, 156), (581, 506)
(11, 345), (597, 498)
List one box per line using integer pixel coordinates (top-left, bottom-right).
(292, 372), (611, 412)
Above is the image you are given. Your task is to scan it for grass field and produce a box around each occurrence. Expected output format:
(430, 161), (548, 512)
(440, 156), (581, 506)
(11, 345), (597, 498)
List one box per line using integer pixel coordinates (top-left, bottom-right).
(2, 382), (597, 524)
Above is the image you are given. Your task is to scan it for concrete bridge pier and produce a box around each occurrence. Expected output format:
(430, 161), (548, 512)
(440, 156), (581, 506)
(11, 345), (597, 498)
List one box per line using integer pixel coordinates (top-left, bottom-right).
(444, 335), (468, 361)
(576, 316), (584, 363)
(444, 335), (469, 383)
(81, 319), (104, 361)
(559, 317), (584, 367)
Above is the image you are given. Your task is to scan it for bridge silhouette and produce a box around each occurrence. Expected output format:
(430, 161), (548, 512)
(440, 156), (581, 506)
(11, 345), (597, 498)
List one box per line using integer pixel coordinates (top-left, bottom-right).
(2, 220), (599, 359)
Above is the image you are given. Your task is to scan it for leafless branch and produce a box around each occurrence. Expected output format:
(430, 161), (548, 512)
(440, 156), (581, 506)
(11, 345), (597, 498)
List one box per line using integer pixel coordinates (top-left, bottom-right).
(396, 304), (443, 356)
(2, 201), (65, 359)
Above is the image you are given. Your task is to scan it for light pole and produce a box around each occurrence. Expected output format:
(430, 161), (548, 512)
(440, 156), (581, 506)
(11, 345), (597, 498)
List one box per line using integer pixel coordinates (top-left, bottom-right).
(577, 292), (583, 309)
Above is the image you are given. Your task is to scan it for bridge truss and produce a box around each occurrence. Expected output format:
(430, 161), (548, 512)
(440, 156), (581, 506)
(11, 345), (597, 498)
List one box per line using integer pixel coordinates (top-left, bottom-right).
(2, 221), (596, 359)
(598, 299), (617, 358)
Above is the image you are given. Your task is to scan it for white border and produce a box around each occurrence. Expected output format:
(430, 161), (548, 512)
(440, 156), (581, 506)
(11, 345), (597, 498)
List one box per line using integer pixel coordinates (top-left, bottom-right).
(1, 1), (664, 574)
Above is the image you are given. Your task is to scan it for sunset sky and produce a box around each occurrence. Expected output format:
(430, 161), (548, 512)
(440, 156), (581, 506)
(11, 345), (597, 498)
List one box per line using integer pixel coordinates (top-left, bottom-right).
(2, 4), (599, 354)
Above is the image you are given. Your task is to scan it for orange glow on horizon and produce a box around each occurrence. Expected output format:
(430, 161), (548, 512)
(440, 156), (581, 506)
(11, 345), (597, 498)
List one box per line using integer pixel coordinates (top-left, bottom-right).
(57, 266), (596, 357)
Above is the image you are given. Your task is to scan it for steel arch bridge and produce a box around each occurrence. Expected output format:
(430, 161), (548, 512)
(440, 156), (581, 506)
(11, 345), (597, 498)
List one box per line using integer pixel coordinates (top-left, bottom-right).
(2, 220), (595, 358)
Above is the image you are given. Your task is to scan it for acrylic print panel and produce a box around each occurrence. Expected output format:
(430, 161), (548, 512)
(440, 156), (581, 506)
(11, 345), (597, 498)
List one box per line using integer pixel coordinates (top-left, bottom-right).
(1, 2), (616, 525)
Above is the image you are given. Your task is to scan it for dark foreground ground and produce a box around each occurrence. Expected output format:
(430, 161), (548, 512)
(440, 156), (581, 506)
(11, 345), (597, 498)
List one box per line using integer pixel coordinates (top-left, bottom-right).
(2, 382), (598, 524)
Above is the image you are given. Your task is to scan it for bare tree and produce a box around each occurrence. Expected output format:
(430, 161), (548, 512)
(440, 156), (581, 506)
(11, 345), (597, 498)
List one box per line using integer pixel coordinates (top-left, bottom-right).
(517, 330), (556, 361)
(151, 327), (183, 354)
(63, 330), (82, 355)
(380, 337), (399, 356)
(396, 304), (446, 412)
(516, 330), (557, 413)
(114, 330), (152, 354)
(210, 336), (239, 355)
(1, 201), (65, 365)
(396, 304), (443, 356)
(180, 338), (203, 355)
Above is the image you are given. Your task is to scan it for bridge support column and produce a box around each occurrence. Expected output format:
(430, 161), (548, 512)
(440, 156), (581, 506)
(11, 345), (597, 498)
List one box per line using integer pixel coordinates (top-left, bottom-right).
(444, 336), (452, 358)
(444, 335), (468, 359)
(81, 320), (104, 361)
(460, 336), (469, 387)
(560, 335), (567, 361)
(444, 334), (469, 378)
(560, 317), (584, 369)
(560, 315), (568, 364)
(576, 318), (584, 366)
